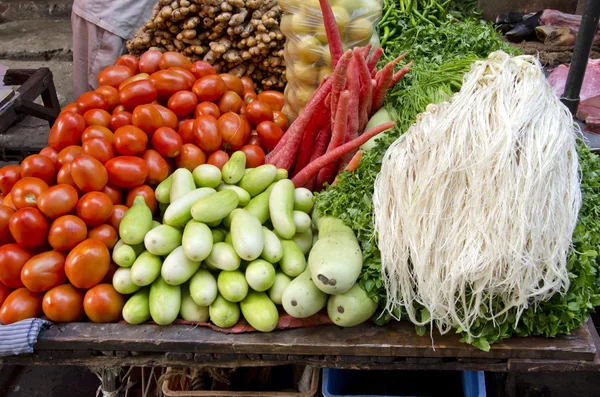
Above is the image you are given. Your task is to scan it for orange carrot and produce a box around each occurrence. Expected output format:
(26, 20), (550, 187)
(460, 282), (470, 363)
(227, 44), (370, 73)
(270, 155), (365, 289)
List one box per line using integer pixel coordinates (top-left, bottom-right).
(330, 51), (353, 127)
(317, 91), (350, 188)
(331, 150), (363, 186)
(319, 0), (344, 67)
(391, 62), (413, 86)
(367, 48), (384, 73)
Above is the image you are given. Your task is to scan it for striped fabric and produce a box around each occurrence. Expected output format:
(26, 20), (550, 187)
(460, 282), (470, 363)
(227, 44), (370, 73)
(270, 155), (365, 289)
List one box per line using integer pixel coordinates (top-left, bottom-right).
(0, 318), (51, 357)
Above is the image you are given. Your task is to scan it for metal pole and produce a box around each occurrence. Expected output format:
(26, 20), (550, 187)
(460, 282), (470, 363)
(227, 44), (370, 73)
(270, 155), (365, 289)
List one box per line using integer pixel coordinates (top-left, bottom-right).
(560, 0), (600, 115)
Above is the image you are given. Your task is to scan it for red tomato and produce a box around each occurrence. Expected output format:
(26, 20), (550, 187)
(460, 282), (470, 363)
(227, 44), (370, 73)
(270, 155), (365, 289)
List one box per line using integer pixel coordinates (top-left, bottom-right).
(241, 76), (255, 93)
(115, 54), (140, 73)
(247, 135), (261, 146)
(96, 85), (120, 112)
(218, 91), (243, 114)
(76, 192), (114, 227)
(176, 144), (206, 172)
(61, 103), (79, 114)
(218, 113), (248, 151)
(243, 91), (258, 105)
(118, 73), (150, 91)
(0, 205), (15, 245)
(48, 215), (87, 252)
(70, 155), (108, 192)
(194, 101), (220, 119)
(57, 145), (84, 168)
(9, 207), (48, 249)
(256, 121), (284, 152)
(193, 75), (227, 103)
(258, 91), (285, 111)
(160, 52), (193, 70)
(126, 185), (158, 213)
(193, 115), (222, 153)
(168, 67), (196, 87)
(240, 145), (266, 168)
(151, 69), (193, 100)
(102, 261), (119, 284)
(2, 194), (16, 210)
(132, 104), (163, 136)
(76, 91), (109, 114)
(273, 110), (289, 132)
(0, 284), (11, 308)
(108, 205), (128, 231)
(21, 251), (66, 292)
(219, 74), (245, 96)
(0, 244), (33, 288)
(246, 100), (274, 127)
(82, 125), (114, 143)
(152, 105), (179, 130)
(83, 109), (111, 128)
(98, 65), (134, 88)
(56, 164), (77, 189)
(109, 111), (132, 132)
(87, 224), (118, 250)
(42, 284), (85, 323)
(168, 91), (198, 118)
(39, 147), (59, 164)
(113, 125), (148, 156)
(0, 288), (43, 325)
(37, 184), (79, 219)
(83, 284), (125, 323)
(119, 79), (157, 109)
(178, 119), (195, 144)
(82, 138), (115, 164)
(105, 157), (148, 188)
(48, 112), (86, 151)
(207, 150), (229, 170)
(152, 127), (183, 157)
(10, 177), (49, 209)
(20, 154), (57, 186)
(143, 150), (170, 185)
(139, 50), (163, 74)
(112, 104), (127, 114)
(0, 165), (21, 195)
(239, 105), (248, 117)
(101, 184), (123, 206)
(190, 60), (216, 80)
(65, 239), (110, 289)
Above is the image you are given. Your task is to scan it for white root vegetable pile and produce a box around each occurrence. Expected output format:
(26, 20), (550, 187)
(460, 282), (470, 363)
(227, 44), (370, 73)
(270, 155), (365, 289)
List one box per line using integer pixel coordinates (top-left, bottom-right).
(373, 51), (582, 341)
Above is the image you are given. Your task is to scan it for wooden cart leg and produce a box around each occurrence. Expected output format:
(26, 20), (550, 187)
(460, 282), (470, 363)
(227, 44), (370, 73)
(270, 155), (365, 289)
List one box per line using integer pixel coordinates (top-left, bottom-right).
(40, 73), (61, 126)
(504, 371), (517, 397)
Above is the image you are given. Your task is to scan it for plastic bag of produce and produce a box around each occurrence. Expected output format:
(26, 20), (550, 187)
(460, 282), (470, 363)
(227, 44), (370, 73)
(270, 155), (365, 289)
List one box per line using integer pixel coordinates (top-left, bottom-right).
(278, 0), (383, 119)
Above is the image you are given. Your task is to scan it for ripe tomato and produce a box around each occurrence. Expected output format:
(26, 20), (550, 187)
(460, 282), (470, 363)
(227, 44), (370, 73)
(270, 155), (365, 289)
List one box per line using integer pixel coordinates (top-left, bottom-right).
(115, 54), (140, 73)
(98, 65), (134, 88)
(113, 125), (148, 156)
(76, 91), (109, 114)
(152, 127), (182, 157)
(132, 104), (163, 136)
(101, 184), (123, 205)
(273, 110), (289, 132)
(118, 73), (150, 91)
(65, 239), (110, 289)
(95, 85), (120, 112)
(258, 91), (285, 111)
(21, 251), (67, 292)
(176, 144), (206, 171)
(112, 104), (127, 114)
(246, 100), (274, 127)
(195, 101), (221, 119)
(61, 103), (79, 114)
(76, 192), (114, 227)
(218, 91), (243, 114)
(37, 184), (79, 219)
(0, 244), (33, 288)
(0, 205), (15, 245)
(126, 185), (158, 213)
(207, 150), (229, 170)
(241, 76), (255, 93)
(2, 194), (16, 210)
(105, 157), (149, 188)
(219, 74), (245, 96)
(240, 145), (266, 168)
(109, 111), (132, 132)
(143, 150), (169, 185)
(0, 288), (43, 325)
(83, 109), (111, 128)
(168, 67), (196, 87)
(82, 138), (115, 164)
(239, 105), (248, 117)
(83, 284), (125, 323)
(39, 147), (59, 164)
(218, 113), (248, 151)
(57, 145), (84, 168)
(119, 79), (157, 109)
(0, 284), (11, 308)
(168, 90), (198, 118)
(243, 91), (258, 105)
(11, 177), (49, 209)
(247, 134), (261, 146)
(102, 261), (119, 284)
(159, 52), (193, 70)
(0, 165), (22, 194)
(42, 284), (85, 323)
(152, 105), (178, 130)
(82, 125), (114, 143)
(70, 155), (108, 192)
(178, 119), (195, 144)
(20, 154), (57, 186)
(139, 50), (162, 74)
(151, 69), (193, 100)
(9, 207), (48, 249)
(56, 164), (77, 189)
(256, 121), (284, 152)
(87, 224), (118, 250)
(48, 215), (87, 252)
(193, 115), (222, 153)
(190, 60), (216, 79)
(193, 75), (227, 103)
(49, 112), (86, 151)
(108, 205), (128, 231)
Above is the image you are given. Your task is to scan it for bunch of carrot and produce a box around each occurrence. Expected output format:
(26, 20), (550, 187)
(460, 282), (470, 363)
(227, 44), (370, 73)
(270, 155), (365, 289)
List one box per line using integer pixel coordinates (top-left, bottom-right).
(266, 0), (409, 189)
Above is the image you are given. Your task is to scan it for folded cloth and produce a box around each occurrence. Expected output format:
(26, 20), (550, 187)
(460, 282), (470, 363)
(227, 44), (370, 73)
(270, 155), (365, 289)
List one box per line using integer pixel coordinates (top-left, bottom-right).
(0, 318), (51, 357)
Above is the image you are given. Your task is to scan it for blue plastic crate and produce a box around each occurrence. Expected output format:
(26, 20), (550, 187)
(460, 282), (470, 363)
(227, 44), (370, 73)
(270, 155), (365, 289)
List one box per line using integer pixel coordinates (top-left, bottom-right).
(321, 368), (486, 397)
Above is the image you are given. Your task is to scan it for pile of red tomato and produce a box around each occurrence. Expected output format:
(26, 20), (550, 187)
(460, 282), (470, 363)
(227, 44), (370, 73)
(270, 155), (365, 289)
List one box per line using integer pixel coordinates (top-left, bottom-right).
(0, 51), (288, 326)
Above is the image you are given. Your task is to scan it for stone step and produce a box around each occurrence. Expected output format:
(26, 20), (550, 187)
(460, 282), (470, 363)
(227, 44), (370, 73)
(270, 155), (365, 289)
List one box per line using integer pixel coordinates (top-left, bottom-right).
(0, 19), (72, 61)
(0, 0), (71, 22)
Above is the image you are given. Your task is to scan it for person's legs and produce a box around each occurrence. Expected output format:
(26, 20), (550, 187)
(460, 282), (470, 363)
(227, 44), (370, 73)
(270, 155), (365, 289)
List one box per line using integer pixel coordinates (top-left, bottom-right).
(71, 12), (91, 101)
(88, 28), (127, 92)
